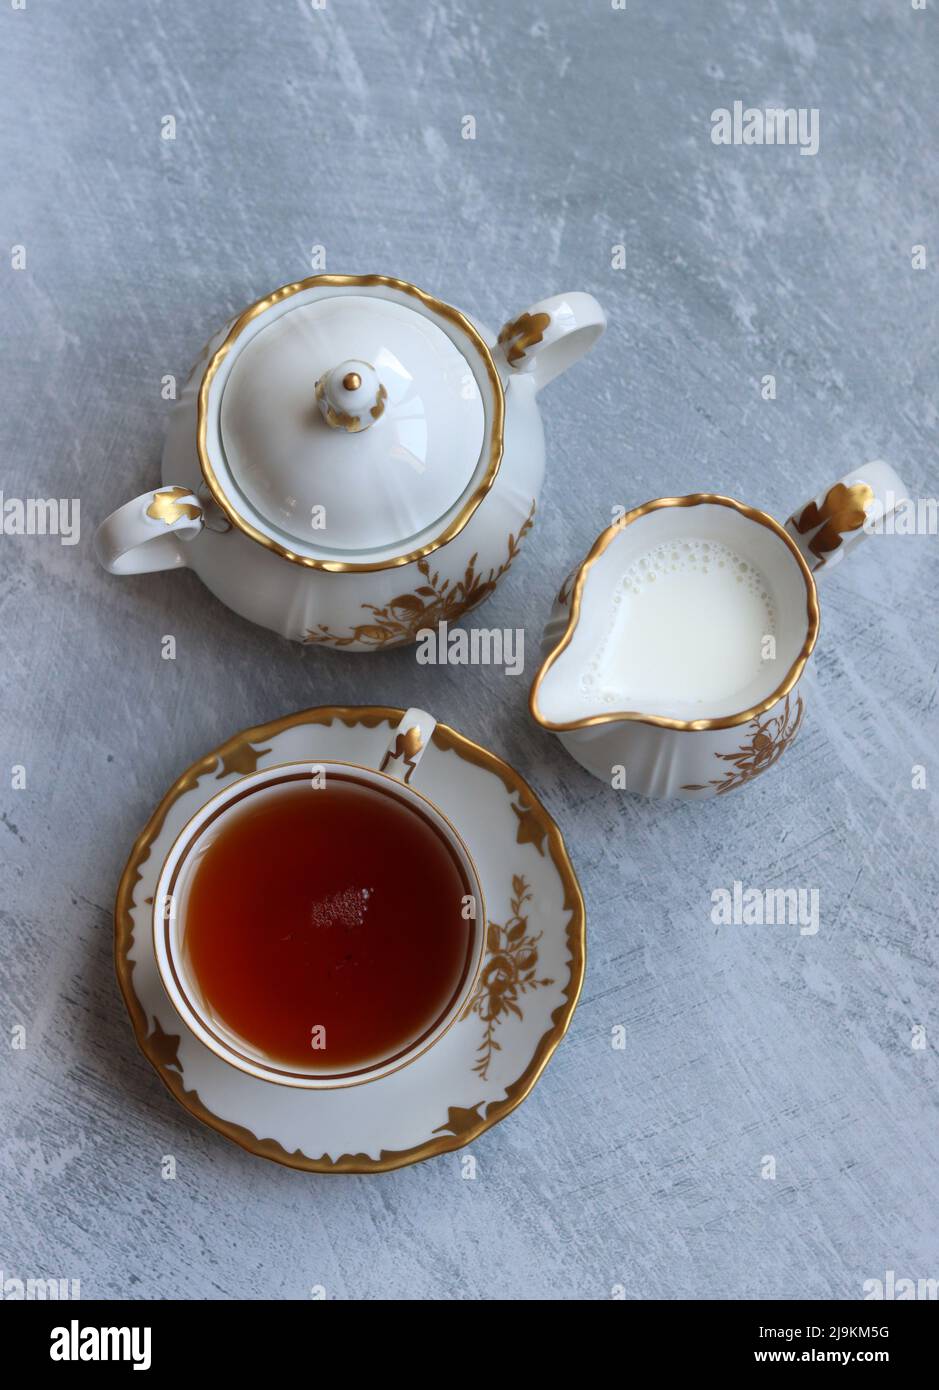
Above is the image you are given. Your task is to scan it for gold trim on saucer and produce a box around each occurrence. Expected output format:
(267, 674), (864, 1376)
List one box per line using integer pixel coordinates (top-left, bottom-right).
(114, 706), (585, 1174)
(197, 276), (506, 573)
(529, 494), (821, 734)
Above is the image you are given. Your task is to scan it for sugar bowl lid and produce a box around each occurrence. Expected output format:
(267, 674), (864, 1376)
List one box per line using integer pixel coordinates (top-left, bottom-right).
(198, 275), (505, 571)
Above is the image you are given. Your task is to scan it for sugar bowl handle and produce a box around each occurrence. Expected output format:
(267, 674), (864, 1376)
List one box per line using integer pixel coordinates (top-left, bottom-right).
(497, 292), (606, 391)
(376, 708), (437, 785)
(784, 461), (909, 575)
(95, 486), (204, 575)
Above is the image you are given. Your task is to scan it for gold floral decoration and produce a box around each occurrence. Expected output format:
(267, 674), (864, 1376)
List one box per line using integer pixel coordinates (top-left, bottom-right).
(304, 500), (536, 648)
(498, 311), (551, 366)
(682, 692), (805, 795)
(314, 375), (389, 433)
(461, 875), (553, 1081)
(146, 486), (202, 526)
(791, 482), (873, 569)
(316, 387), (361, 432)
(379, 725), (423, 782)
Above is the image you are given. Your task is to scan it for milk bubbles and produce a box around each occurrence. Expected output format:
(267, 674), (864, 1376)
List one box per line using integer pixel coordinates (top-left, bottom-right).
(580, 539), (777, 712)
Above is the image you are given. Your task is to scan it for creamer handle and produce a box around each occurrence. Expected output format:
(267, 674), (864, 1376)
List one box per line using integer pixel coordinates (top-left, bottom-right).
(784, 461), (909, 575)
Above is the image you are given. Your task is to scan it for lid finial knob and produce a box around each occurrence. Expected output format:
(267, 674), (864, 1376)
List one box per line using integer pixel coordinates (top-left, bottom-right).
(315, 359), (387, 433)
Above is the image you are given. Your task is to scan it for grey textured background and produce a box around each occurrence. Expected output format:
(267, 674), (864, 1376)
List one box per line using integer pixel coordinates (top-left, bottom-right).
(1, 0), (937, 1301)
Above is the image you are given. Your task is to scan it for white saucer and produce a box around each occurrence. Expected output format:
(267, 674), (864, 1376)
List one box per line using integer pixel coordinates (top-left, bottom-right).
(115, 706), (585, 1173)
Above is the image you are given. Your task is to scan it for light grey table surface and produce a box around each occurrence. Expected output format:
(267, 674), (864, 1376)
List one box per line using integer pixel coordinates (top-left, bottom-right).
(1, 0), (937, 1302)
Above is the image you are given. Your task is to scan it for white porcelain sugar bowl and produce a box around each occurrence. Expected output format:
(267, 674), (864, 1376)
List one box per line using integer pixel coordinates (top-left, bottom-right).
(95, 274), (605, 649)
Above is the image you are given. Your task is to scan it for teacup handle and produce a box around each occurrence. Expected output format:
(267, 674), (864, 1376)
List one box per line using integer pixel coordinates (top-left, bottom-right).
(784, 461), (909, 575)
(377, 708), (437, 786)
(95, 486), (204, 575)
(497, 292), (606, 391)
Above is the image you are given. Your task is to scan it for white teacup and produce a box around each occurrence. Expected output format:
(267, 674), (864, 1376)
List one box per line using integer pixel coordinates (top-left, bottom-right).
(152, 709), (486, 1088)
(530, 463), (908, 799)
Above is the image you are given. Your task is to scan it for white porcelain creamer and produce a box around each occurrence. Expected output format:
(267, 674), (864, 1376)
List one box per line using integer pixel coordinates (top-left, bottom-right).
(530, 463), (908, 799)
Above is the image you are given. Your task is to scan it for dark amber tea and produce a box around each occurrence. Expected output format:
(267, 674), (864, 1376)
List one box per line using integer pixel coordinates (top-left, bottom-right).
(179, 773), (476, 1075)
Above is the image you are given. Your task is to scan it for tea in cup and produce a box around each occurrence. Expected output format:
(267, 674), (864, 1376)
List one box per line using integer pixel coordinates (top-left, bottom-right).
(153, 710), (486, 1087)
